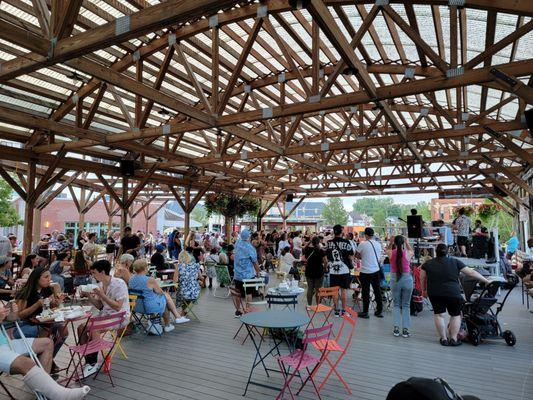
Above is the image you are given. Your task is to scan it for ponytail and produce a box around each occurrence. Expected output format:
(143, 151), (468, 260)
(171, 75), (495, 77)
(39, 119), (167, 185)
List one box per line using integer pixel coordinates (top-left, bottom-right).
(393, 235), (404, 280)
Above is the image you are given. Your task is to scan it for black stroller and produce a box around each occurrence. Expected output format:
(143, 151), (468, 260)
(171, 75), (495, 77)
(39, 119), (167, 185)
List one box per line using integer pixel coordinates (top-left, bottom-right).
(461, 274), (518, 346)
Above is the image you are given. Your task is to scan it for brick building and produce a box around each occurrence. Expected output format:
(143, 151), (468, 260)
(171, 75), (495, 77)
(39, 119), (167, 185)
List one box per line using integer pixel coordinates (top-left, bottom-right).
(430, 198), (486, 222)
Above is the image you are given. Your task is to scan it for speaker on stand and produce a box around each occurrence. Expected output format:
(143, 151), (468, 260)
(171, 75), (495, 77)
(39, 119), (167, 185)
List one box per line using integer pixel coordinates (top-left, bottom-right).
(407, 215), (423, 265)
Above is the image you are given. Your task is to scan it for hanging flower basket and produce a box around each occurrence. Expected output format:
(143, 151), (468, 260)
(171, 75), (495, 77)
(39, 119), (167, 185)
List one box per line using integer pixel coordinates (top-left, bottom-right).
(477, 203), (501, 220)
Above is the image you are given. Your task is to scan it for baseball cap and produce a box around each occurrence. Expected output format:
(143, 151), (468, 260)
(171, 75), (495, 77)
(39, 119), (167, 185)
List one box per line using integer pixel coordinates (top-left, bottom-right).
(240, 230), (251, 240)
(0, 255), (14, 265)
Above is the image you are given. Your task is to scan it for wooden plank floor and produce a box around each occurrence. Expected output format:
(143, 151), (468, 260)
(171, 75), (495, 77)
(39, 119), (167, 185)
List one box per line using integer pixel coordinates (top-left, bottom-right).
(2, 277), (532, 400)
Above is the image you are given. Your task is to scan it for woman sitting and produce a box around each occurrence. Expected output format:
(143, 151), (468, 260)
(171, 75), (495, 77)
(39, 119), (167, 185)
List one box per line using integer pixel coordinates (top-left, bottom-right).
(129, 260), (189, 335)
(78, 260), (131, 378)
(0, 301), (90, 399)
(49, 252), (72, 292)
(176, 248), (204, 317)
(0, 255), (15, 301)
(14, 267), (68, 356)
(21, 254), (39, 279)
(114, 253), (135, 285)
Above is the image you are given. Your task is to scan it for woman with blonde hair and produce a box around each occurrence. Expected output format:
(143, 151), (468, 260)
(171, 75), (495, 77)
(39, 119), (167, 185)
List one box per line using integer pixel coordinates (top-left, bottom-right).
(128, 259), (189, 334)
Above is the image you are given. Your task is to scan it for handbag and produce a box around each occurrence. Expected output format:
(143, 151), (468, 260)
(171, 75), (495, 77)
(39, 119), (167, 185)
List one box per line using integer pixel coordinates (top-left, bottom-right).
(368, 240), (385, 281)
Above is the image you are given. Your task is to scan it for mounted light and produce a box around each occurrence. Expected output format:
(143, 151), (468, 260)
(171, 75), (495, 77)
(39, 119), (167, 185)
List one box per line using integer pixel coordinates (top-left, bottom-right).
(158, 108), (170, 115)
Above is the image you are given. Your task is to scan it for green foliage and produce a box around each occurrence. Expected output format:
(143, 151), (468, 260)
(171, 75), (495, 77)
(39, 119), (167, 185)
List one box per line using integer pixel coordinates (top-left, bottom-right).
(204, 192), (260, 219)
(190, 206), (209, 226)
(476, 200), (512, 242)
(0, 178), (21, 227)
(322, 198), (348, 226)
(352, 197), (431, 228)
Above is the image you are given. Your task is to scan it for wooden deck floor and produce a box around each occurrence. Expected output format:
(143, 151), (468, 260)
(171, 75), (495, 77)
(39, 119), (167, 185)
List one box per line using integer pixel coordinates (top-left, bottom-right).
(2, 277), (532, 400)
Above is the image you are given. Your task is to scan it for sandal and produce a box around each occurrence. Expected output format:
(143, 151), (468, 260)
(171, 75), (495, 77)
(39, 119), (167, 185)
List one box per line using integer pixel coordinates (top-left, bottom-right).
(449, 339), (462, 346)
(439, 338), (449, 346)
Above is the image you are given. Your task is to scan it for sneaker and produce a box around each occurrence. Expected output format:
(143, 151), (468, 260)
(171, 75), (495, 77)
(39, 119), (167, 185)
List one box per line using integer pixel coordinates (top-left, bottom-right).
(83, 363), (98, 378)
(402, 328), (411, 338)
(374, 311), (384, 318)
(234, 310), (243, 318)
(358, 312), (369, 319)
(174, 316), (190, 324)
(164, 324), (175, 333)
(334, 309), (341, 317)
(393, 327), (400, 337)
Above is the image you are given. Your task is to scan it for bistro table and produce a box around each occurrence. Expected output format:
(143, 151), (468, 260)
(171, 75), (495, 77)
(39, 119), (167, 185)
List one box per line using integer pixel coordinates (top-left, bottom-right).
(240, 310), (309, 396)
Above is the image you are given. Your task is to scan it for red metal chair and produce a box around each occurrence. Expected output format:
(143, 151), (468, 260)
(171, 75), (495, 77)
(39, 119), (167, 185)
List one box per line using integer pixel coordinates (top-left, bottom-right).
(276, 323), (333, 400)
(311, 306), (358, 394)
(65, 311), (127, 387)
(306, 286), (339, 328)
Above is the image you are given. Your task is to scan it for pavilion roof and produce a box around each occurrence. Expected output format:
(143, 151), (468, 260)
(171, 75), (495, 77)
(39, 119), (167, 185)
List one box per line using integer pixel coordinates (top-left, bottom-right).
(0, 0), (531, 213)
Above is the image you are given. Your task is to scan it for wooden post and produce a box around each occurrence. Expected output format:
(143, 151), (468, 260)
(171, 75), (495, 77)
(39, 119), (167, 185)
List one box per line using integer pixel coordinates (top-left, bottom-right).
(23, 161), (36, 256)
(224, 216), (232, 243)
(184, 186), (191, 238)
(121, 177), (128, 231)
(257, 213), (262, 231)
(32, 208), (42, 245)
(144, 202), (149, 234)
(78, 187), (86, 232)
(282, 201), (287, 230)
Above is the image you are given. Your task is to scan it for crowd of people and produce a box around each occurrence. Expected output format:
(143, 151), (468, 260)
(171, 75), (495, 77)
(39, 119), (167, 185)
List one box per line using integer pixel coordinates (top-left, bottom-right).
(0, 216), (531, 399)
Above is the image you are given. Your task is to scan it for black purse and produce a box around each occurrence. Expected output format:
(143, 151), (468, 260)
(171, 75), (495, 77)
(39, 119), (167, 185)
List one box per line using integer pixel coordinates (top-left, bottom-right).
(368, 240), (385, 281)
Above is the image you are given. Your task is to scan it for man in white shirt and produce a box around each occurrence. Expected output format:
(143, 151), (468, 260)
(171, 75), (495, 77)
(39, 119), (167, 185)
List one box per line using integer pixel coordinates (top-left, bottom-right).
(356, 227), (383, 318)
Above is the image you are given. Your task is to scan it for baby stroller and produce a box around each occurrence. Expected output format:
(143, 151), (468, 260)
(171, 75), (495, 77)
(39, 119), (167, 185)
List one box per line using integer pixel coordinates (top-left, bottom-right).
(461, 274), (518, 346)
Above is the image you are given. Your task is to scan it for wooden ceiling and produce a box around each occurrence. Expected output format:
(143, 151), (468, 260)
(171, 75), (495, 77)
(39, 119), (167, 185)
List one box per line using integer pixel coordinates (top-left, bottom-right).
(0, 0), (531, 211)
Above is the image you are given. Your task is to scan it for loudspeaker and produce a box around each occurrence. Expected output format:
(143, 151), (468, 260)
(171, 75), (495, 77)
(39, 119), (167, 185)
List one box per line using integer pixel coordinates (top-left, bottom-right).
(525, 108), (533, 137)
(120, 159), (135, 177)
(407, 215), (423, 239)
(286, 193), (294, 202)
(289, 0), (311, 9)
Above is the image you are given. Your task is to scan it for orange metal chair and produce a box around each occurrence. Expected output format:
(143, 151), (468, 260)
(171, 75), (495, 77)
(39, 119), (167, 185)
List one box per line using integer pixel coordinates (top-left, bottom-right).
(311, 307), (358, 394)
(306, 286), (340, 328)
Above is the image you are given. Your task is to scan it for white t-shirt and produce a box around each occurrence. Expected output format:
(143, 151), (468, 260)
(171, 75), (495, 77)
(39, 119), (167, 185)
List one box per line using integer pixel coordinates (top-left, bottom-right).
(293, 237), (302, 251)
(278, 240), (290, 256)
(280, 253), (296, 274)
(357, 239), (383, 274)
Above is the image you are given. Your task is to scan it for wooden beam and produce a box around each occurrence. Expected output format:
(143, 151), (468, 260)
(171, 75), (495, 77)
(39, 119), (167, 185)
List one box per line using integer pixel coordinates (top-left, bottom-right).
(0, 165), (26, 200)
(123, 165), (158, 209)
(36, 172), (81, 209)
(148, 199), (169, 220)
(31, 0), (51, 38)
(96, 174), (124, 209)
(188, 177), (216, 212)
(50, 0), (83, 40)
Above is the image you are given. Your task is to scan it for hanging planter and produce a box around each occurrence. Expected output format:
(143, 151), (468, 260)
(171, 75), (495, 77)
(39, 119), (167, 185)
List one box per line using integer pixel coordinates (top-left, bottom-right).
(477, 203), (501, 221)
(453, 205), (475, 218)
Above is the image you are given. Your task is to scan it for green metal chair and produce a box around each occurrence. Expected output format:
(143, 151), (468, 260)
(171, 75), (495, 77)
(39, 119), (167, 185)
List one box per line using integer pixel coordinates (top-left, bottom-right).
(214, 265), (233, 298)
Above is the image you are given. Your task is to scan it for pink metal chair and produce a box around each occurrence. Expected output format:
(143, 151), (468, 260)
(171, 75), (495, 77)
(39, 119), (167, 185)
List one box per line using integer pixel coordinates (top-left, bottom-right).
(276, 323), (333, 400)
(311, 306), (358, 394)
(65, 311), (127, 387)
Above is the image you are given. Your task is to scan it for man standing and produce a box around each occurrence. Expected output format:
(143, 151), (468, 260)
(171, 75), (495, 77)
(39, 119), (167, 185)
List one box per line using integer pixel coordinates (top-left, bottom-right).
(356, 227), (383, 319)
(453, 208), (471, 257)
(326, 224), (354, 317)
(231, 230), (260, 317)
(118, 226), (141, 259)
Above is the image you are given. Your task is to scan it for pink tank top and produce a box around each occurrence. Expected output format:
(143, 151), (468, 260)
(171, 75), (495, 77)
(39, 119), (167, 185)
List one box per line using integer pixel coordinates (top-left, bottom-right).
(390, 249), (411, 273)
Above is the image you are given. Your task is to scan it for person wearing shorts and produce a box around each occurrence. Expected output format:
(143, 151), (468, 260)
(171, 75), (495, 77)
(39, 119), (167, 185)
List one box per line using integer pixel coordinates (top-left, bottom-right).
(0, 301), (90, 399)
(326, 225), (355, 317)
(421, 244), (489, 346)
(231, 230), (260, 317)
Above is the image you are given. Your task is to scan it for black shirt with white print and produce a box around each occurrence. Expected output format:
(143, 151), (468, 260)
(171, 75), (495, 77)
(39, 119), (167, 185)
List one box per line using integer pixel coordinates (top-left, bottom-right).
(326, 237), (354, 275)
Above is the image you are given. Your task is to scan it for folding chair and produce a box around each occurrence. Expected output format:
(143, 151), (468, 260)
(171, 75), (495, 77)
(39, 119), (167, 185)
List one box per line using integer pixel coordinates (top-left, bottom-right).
(306, 286), (339, 329)
(0, 375), (14, 400)
(266, 293), (298, 311)
(276, 323), (333, 400)
(233, 278), (268, 344)
(311, 307), (358, 394)
(128, 289), (163, 336)
(66, 311), (127, 388)
(213, 265), (233, 298)
(177, 282), (202, 321)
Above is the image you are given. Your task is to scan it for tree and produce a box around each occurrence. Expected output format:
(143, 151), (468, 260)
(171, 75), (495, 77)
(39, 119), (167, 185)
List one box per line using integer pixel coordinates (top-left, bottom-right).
(0, 178), (21, 227)
(322, 198), (348, 226)
(190, 205), (208, 227)
(204, 193), (260, 239)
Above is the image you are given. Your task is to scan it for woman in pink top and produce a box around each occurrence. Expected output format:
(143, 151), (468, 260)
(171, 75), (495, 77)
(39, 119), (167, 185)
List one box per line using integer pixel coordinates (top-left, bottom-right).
(388, 235), (413, 338)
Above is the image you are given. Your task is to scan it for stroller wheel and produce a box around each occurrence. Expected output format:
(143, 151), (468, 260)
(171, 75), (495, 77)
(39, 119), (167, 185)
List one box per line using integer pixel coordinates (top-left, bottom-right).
(470, 328), (480, 346)
(503, 330), (516, 346)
